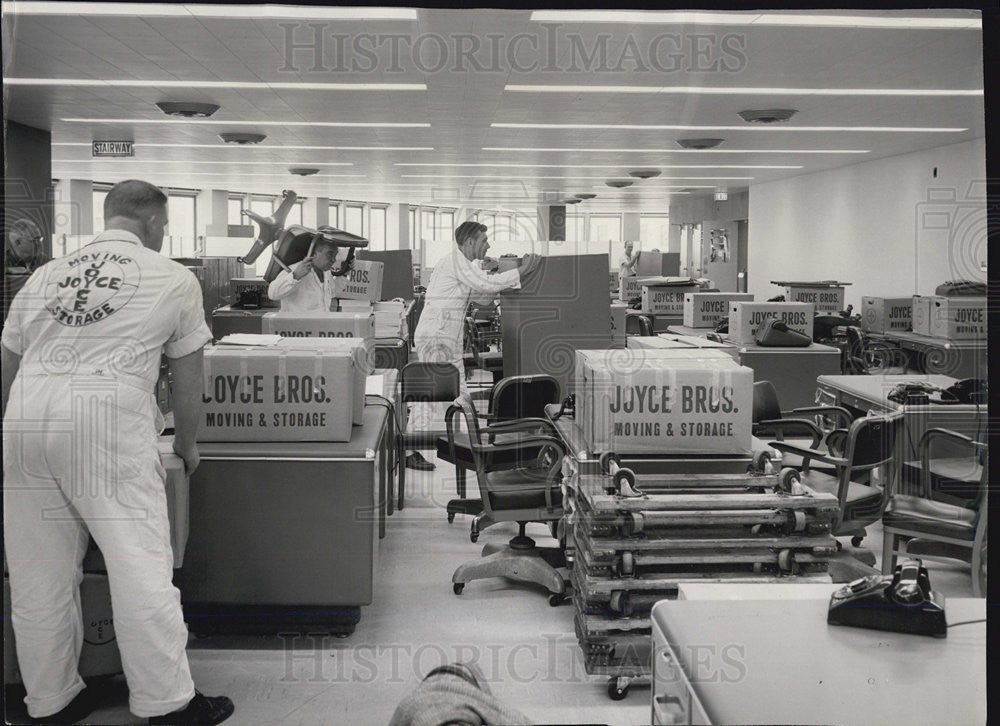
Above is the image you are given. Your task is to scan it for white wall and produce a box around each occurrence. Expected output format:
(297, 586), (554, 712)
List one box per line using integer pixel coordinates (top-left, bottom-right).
(747, 138), (987, 311)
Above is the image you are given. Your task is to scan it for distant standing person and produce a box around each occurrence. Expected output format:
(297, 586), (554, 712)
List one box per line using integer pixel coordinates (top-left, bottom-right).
(266, 237), (342, 313)
(619, 240), (640, 278)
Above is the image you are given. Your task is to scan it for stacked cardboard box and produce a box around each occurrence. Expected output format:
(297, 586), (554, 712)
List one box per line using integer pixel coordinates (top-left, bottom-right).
(781, 282), (846, 313)
(640, 278), (702, 315)
(262, 312), (375, 339)
(333, 259), (384, 302)
(914, 296), (986, 339)
(728, 302), (814, 344)
(861, 297), (912, 333)
(683, 292), (754, 328)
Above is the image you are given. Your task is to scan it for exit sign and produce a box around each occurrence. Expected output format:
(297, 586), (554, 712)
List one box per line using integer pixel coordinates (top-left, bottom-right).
(92, 141), (133, 157)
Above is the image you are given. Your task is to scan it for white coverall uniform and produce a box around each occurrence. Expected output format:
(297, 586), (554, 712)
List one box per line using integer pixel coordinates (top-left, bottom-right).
(409, 245), (520, 431)
(619, 252), (637, 279)
(267, 268), (334, 313)
(2, 230), (212, 718)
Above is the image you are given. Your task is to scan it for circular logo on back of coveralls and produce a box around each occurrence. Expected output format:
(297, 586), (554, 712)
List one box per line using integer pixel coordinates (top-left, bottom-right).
(44, 249), (140, 326)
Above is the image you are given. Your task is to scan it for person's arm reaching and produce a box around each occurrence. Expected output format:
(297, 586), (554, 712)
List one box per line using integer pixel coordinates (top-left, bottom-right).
(167, 348), (204, 475)
(1, 344), (22, 419)
(267, 257), (315, 300)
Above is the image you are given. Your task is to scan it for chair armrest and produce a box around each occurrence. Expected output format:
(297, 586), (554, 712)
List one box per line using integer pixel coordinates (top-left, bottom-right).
(789, 405), (854, 430)
(768, 441), (848, 469)
(918, 427), (987, 499)
(485, 418), (559, 437)
(755, 418), (823, 447)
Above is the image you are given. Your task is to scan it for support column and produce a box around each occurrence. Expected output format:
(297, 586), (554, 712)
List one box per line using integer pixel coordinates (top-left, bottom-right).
(394, 203), (410, 250)
(303, 196), (329, 228)
(537, 204), (566, 241)
(196, 189), (229, 238)
(54, 178), (93, 238)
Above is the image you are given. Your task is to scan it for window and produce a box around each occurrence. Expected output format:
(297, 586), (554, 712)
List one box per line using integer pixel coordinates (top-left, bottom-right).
(565, 214), (584, 243)
(369, 206), (387, 250)
(166, 195), (197, 257)
(345, 205), (364, 236)
(419, 207), (458, 269)
(589, 214), (622, 244)
(228, 198), (244, 227)
(92, 189), (108, 233)
(328, 202), (339, 228)
(439, 211), (454, 239)
(288, 201), (303, 228)
(250, 197), (272, 222)
(409, 207), (417, 247)
(640, 214), (670, 249)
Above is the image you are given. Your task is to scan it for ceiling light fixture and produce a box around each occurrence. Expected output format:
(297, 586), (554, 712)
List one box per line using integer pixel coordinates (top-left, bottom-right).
(738, 109), (798, 124)
(677, 138), (725, 149)
(528, 10), (981, 29)
(606, 180), (634, 188)
(289, 168), (321, 176)
(7, 78), (426, 90)
(53, 142), (434, 151)
(563, 199), (582, 204)
(483, 147), (868, 154)
(491, 121), (962, 132)
(504, 85), (983, 97)
(3, 3), (418, 20)
(393, 162), (803, 169)
(62, 118), (430, 128)
(628, 170), (661, 179)
(219, 132), (266, 145)
(575, 193), (597, 199)
(155, 101), (220, 118)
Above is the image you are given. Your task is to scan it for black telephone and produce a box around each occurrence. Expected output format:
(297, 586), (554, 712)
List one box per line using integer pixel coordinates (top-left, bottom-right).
(886, 381), (959, 406)
(828, 559), (946, 637)
(945, 378), (987, 405)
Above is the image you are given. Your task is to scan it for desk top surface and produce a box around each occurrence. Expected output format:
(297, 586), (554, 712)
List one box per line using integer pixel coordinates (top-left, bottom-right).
(653, 597), (986, 726)
(196, 404), (388, 459)
(817, 374), (960, 406)
(666, 324), (714, 337)
(729, 340), (840, 354)
(881, 330), (986, 349)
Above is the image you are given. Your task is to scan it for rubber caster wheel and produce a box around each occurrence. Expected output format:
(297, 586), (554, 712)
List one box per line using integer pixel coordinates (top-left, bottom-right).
(835, 539), (843, 551)
(453, 583), (464, 595)
(777, 467), (800, 493)
(750, 449), (771, 475)
(447, 512), (455, 523)
(851, 536), (864, 548)
(548, 593), (565, 607)
(778, 549), (799, 575)
(470, 532), (479, 544)
(607, 677), (629, 700)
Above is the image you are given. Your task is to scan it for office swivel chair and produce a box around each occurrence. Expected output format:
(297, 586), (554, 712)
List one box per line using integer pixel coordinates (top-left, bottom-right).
(624, 313), (654, 336)
(437, 375), (561, 538)
(882, 428), (987, 597)
(397, 362), (461, 510)
(446, 394), (569, 605)
(752, 380), (853, 471)
(842, 327), (907, 375)
(769, 413), (903, 551)
(463, 316), (504, 384)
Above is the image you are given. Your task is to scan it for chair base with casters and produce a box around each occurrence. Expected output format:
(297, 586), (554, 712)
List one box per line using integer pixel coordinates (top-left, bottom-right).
(881, 427), (987, 597)
(452, 522), (568, 606)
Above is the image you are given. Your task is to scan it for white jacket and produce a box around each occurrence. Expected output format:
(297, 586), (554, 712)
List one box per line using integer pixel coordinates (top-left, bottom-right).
(267, 268), (334, 313)
(413, 245), (521, 361)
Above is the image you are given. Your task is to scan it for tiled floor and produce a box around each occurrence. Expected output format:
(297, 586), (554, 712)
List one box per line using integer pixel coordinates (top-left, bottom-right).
(4, 431), (979, 725)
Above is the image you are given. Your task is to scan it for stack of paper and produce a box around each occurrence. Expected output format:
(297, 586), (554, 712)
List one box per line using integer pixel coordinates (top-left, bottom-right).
(373, 300), (406, 338)
(337, 299), (374, 314)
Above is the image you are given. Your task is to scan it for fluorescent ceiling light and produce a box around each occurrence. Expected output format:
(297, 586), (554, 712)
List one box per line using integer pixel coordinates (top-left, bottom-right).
(528, 10), (980, 29)
(62, 118), (430, 128)
(54, 159), (354, 165)
(52, 143), (434, 151)
(482, 147), (869, 154)
(505, 85), (983, 97)
(402, 174), (752, 181)
(175, 173), (366, 177)
(2, 3), (418, 19)
(394, 163), (803, 169)
(5, 78), (425, 91)
(492, 123), (966, 133)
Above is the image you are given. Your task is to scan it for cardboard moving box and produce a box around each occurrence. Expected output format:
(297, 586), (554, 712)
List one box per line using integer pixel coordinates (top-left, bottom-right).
(262, 311), (375, 339)
(684, 292), (754, 328)
(276, 336), (372, 425)
(5, 573), (122, 683)
(629, 334), (739, 360)
(728, 302), (814, 344)
(911, 295), (934, 335)
(618, 275), (648, 302)
(641, 278), (702, 315)
(575, 348), (752, 455)
(861, 296), (913, 333)
(333, 259), (384, 302)
(927, 296), (986, 339)
(199, 346), (355, 442)
(782, 283), (846, 313)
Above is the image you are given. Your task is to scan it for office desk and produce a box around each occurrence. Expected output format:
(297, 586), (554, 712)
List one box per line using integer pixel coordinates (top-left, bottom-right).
(881, 330), (986, 379)
(728, 341), (841, 410)
(815, 374), (986, 495)
(178, 405), (388, 635)
(650, 597), (986, 726)
(665, 324), (715, 338)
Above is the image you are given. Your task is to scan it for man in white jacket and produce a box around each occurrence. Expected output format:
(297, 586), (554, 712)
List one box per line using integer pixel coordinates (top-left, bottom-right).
(266, 238), (341, 313)
(407, 221), (539, 470)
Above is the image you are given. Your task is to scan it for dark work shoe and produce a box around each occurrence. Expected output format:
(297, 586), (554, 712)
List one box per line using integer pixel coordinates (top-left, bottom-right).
(405, 452), (436, 471)
(31, 687), (100, 725)
(148, 692), (234, 725)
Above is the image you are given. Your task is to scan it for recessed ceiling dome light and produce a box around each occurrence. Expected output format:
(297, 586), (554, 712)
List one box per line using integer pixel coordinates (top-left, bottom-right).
(563, 198), (582, 204)
(628, 169), (661, 179)
(676, 138), (724, 149)
(156, 101), (220, 118)
(606, 180), (634, 188)
(289, 167), (320, 176)
(738, 108), (798, 124)
(574, 193), (597, 199)
(219, 132), (266, 144)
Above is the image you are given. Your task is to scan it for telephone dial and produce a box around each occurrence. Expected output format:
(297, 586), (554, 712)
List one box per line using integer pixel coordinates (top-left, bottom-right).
(828, 559), (946, 637)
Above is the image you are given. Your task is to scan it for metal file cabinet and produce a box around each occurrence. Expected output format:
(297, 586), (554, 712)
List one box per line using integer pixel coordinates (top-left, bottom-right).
(177, 405), (388, 635)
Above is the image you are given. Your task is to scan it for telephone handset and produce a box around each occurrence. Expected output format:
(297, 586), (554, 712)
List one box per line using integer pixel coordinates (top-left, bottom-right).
(827, 559), (947, 637)
(945, 378), (987, 404)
